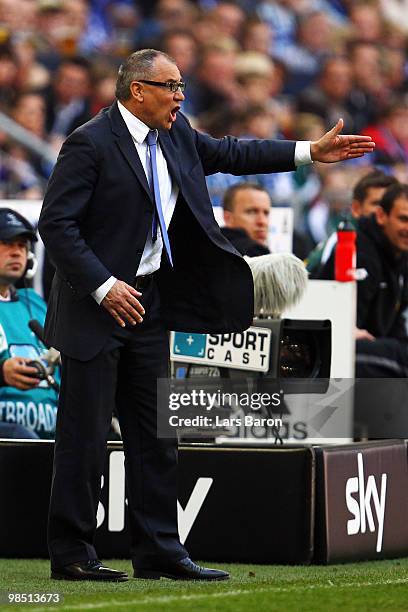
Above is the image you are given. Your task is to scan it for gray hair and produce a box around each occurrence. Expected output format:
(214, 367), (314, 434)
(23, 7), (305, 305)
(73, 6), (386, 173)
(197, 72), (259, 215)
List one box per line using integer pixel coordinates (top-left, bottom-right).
(115, 49), (176, 101)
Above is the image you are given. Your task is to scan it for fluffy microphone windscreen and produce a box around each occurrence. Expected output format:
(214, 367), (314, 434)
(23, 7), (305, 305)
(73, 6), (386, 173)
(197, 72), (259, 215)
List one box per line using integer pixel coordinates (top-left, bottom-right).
(245, 252), (308, 318)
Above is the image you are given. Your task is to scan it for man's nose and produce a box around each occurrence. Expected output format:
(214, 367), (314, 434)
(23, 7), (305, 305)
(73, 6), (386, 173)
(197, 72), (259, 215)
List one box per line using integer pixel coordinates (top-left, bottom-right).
(175, 89), (185, 101)
(9, 244), (25, 256)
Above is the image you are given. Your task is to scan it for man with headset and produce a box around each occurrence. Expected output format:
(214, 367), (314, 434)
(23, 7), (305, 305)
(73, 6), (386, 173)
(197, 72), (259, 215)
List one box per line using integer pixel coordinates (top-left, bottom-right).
(0, 208), (58, 439)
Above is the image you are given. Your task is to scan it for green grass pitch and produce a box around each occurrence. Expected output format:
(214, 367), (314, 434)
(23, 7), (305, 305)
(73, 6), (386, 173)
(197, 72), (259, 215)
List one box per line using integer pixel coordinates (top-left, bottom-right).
(0, 558), (408, 611)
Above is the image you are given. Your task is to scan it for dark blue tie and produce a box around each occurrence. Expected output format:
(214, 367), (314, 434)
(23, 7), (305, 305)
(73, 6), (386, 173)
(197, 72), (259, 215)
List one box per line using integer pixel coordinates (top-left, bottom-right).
(146, 130), (173, 267)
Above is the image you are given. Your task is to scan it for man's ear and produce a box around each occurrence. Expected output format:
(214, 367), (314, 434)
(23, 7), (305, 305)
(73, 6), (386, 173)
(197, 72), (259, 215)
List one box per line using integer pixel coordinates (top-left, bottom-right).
(375, 205), (387, 227)
(350, 199), (362, 219)
(130, 81), (143, 101)
(223, 210), (233, 227)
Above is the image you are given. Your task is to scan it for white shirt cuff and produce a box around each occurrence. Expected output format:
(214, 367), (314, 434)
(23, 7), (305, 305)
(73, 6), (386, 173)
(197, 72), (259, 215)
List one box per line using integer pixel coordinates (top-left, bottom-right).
(92, 276), (117, 305)
(294, 141), (313, 166)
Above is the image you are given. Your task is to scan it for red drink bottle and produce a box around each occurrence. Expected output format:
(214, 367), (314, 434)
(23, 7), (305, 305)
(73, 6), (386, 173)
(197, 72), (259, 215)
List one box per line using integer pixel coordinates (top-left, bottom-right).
(335, 219), (356, 282)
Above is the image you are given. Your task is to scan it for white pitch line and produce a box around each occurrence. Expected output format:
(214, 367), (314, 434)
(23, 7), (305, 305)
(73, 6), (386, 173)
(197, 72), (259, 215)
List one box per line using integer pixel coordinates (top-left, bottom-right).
(28, 577), (408, 612)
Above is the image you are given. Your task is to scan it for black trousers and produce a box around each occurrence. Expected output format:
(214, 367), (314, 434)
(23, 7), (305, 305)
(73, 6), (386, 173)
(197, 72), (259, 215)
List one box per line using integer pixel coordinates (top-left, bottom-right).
(48, 278), (187, 569)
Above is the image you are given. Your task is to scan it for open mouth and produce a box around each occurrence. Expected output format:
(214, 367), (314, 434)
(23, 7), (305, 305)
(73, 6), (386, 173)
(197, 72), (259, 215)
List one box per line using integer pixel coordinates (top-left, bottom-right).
(170, 106), (180, 122)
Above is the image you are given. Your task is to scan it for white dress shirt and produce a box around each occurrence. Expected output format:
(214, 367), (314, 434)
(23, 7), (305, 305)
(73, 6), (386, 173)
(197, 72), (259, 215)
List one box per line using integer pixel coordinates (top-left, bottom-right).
(92, 101), (179, 304)
(92, 102), (312, 304)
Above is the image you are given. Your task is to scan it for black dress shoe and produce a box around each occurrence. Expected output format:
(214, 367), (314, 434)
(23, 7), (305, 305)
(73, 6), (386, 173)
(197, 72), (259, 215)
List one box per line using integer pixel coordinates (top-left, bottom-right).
(133, 557), (229, 581)
(51, 560), (128, 582)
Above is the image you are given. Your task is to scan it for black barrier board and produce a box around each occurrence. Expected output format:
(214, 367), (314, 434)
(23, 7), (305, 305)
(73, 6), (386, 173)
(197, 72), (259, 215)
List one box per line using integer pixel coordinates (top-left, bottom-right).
(177, 446), (315, 564)
(315, 440), (408, 563)
(0, 441), (52, 557)
(0, 441), (315, 564)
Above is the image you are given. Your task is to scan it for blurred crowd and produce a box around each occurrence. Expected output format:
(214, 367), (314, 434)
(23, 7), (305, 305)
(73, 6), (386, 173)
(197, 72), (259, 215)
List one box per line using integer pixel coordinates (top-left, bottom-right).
(1, 0), (408, 247)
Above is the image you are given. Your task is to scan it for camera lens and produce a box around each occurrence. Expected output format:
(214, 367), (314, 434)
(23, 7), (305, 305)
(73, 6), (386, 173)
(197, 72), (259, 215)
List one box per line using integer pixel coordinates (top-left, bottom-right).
(279, 332), (316, 378)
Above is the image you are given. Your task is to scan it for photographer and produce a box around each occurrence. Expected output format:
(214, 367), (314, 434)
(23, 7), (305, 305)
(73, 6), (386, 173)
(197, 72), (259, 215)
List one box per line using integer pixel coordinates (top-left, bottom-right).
(0, 208), (59, 439)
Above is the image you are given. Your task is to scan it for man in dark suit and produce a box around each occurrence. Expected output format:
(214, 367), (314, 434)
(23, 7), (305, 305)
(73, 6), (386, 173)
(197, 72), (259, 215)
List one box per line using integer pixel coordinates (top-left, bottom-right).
(39, 49), (375, 582)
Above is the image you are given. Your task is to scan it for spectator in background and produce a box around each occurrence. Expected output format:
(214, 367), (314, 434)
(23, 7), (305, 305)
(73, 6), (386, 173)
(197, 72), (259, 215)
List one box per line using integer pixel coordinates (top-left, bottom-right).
(307, 169), (398, 276)
(274, 11), (333, 95)
(221, 181), (312, 260)
(161, 29), (198, 79)
(349, 2), (385, 44)
(314, 182), (408, 378)
(13, 34), (50, 91)
(241, 16), (273, 56)
(12, 93), (47, 142)
(0, 142), (44, 200)
(235, 53), (292, 135)
(383, 46), (408, 96)
(0, 208), (59, 439)
(210, 1), (246, 39)
(0, 91), (55, 199)
(0, 0), (37, 35)
(235, 52), (275, 106)
(42, 56), (92, 143)
(297, 56), (356, 132)
(135, 0), (197, 48)
(192, 10), (219, 47)
(221, 182), (271, 257)
(290, 112), (326, 228)
(362, 98), (408, 167)
(11, 91), (51, 181)
(238, 104), (280, 140)
(306, 167), (352, 244)
(62, 0), (92, 55)
(63, 0), (131, 56)
(34, 0), (67, 71)
(0, 46), (19, 111)
(187, 41), (242, 118)
(256, 0), (298, 55)
(90, 69), (117, 116)
(105, 1), (140, 58)
(347, 40), (387, 132)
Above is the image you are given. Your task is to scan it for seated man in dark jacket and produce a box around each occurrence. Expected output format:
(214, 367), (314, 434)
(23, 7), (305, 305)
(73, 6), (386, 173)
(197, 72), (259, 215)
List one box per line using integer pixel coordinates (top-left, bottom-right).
(221, 182), (271, 257)
(314, 182), (408, 377)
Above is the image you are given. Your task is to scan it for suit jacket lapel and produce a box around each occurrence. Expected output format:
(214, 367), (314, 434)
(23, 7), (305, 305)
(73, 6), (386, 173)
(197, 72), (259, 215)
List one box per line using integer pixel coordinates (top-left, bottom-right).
(108, 102), (153, 204)
(116, 135), (153, 204)
(158, 130), (182, 191)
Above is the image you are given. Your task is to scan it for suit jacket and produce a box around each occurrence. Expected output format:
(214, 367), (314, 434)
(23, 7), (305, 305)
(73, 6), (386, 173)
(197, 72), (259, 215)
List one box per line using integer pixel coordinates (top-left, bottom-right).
(39, 102), (296, 361)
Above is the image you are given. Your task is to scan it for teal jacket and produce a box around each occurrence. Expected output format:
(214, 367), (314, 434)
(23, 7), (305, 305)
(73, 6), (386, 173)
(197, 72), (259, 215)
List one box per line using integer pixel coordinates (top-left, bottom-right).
(0, 288), (59, 438)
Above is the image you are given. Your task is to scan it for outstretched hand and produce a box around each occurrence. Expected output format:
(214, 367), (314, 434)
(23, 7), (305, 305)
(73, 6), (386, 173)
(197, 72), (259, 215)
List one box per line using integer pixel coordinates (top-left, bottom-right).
(310, 118), (375, 163)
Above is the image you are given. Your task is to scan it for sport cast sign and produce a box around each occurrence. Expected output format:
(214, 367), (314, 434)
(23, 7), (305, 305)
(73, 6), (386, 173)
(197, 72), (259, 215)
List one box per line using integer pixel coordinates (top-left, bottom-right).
(170, 327), (271, 372)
